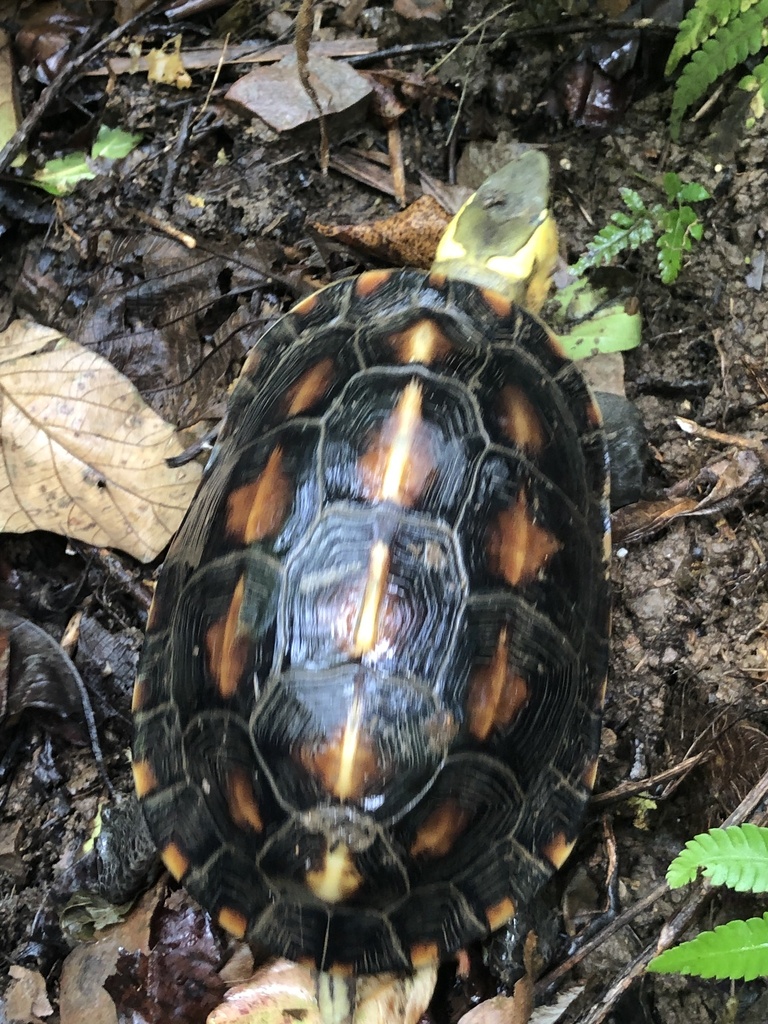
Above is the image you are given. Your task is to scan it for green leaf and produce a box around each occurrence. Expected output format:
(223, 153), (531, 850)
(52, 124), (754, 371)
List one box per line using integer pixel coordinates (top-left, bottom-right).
(618, 186), (647, 214)
(666, 0), (768, 76)
(32, 152), (96, 196)
(669, 5), (768, 139)
(663, 172), (683, 202)
(667, 824), (768, 891)
(647, 913), (768, 980)
(677, 181), (711, 203)
(91, 125), (143, 160)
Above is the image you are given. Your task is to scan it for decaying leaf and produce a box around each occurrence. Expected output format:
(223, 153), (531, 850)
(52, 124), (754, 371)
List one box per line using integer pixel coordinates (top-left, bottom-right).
(226, 52), (371, 133)
(3, 965), (54, 1024)
(313, 194), (451, 269)
(613, 447), (767, 544)
(146, 35), (192, 90)
(0, 321), (201, 562)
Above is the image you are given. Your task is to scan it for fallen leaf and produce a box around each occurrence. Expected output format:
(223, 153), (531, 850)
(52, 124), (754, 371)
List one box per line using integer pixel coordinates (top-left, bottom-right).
(0, 321), (201, 562)
(0, 28), (22, 163)
(4, 965), (53, 1024)
(313, 195), (450, 269)
(226, 53), (371, 133)
(146, 35), (192, 90)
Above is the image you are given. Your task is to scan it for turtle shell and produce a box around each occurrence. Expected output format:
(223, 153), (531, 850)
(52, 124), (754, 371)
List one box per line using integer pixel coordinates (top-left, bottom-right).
(132, 268), (610, 975)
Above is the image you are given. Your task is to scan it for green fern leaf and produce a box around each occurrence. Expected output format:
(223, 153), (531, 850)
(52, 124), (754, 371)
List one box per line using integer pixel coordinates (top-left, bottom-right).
(669, 6), (768, 138)
(666, 0), (766, 75)
(647, 913), (768, 980)
(740, 52), (768, 123)
(667, 824), (768, 891)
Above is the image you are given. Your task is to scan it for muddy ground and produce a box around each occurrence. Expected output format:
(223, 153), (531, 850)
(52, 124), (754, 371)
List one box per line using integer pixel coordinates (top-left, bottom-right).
(1, 3), (768, 1023)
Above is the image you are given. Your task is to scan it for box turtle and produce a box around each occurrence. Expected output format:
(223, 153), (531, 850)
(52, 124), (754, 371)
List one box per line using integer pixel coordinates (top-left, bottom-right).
(131, 151), (611, 1020)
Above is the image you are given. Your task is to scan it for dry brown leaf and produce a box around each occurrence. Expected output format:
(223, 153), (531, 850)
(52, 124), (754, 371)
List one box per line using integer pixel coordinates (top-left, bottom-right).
(4, 965), (53, 1024)
(0, 321), (201, 562)
(59, 881), (159, 1024)
(226, 53), (371, 133)
(313, 195), (451, 269)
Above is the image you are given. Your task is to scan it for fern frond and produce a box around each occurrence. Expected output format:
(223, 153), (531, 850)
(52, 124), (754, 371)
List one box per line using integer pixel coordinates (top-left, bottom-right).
(740, 52), (768, 122)
(669, 5), (768, 138)
(666, 0), (767, 75)
(667, 824), (768, 891)
(647, 913), (768, 980)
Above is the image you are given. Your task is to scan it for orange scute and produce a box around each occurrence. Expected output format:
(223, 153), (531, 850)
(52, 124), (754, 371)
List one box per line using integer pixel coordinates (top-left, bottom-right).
(227, 768), (264, 832)
(480, 288), (513, 318)
(468, 628), (529, 740)
(496, 385), (546, 454)
(132, 758), (157, 797)
(306, 844), (363, 903)
(205, 576), (251, 699)
(388, 319), (454, 365)
(299, 722), (381, 803)
(582, 757), (599, 790)
(292, 291), (320, 315)
(161, 842), (190, 881)
(358, 382), (434, 508)
(487, 490), (561, 586)
(225, 446), (292, 544)
(352, 541), (391, 656)
(485, 896), (515, 931)
(284, 358), (335, 416)
(543, 831), (576, 869)
(410, 942), (440, 967)
(410, 799), (470, 859)
(355, 269), (393, 297)
(131, 677), (146, 712)
(218, 906), (248, 938)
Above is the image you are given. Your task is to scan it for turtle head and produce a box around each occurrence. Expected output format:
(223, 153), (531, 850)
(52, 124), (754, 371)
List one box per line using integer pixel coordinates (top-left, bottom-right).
(430, 149), (557, 312)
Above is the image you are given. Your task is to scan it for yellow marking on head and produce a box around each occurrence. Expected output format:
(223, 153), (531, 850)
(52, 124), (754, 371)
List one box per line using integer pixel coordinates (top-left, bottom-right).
(306, 844), (363, 903)
(431, 151), (557, 310)
(132, 758), (157, 797)
(218, 906), (247, 938)
(205, 576), (249, 699)
(468, 628), (529, 740)
(161, 842), (190, 881)
(543, 831), (576, 869)
(353, 540), (390, 655)
(485, 895), (516, 932)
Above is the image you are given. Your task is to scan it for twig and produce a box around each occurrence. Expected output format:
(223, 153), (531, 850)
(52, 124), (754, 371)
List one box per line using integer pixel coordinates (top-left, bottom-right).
(295, 0), (329, 175)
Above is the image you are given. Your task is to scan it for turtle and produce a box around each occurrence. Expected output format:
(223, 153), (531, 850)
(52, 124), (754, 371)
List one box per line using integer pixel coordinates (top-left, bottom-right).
(130, 150), (612, 1022)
